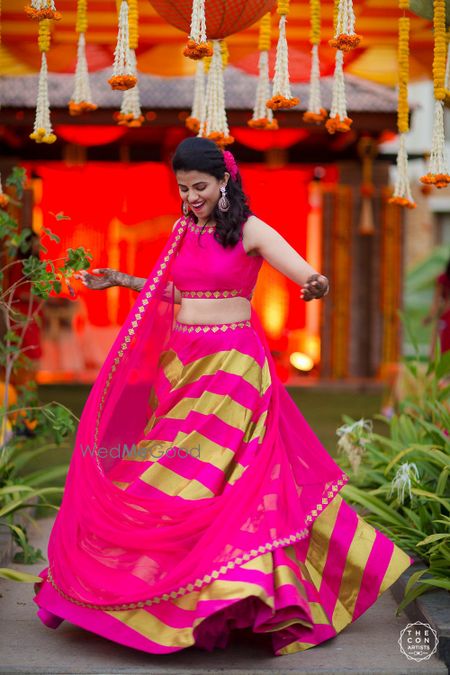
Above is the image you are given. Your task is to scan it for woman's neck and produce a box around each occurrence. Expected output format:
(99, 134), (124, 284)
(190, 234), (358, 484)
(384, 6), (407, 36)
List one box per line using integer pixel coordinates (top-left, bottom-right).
(196, 214), (215, 228)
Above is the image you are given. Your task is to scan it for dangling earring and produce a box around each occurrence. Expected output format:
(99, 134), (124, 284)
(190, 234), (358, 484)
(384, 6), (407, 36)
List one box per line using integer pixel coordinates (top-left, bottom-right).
(182, 201), (190, 216)
(218, 185), (230, 212)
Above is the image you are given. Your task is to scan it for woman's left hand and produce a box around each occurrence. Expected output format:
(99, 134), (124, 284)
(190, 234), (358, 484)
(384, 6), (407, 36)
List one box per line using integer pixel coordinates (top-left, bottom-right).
(300, 274), (329, 301)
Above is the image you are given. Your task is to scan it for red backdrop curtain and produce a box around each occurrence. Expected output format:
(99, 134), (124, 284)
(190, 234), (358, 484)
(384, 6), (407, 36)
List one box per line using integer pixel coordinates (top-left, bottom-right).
(22, 161), (337, 341)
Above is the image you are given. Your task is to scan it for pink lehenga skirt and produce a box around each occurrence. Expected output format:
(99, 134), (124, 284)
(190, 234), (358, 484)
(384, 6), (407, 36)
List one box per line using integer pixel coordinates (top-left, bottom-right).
(34, 317), (414, 656)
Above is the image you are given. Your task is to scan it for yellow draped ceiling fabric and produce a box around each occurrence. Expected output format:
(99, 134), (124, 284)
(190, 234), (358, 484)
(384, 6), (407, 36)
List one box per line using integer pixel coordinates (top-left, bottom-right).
(2, 0), (432, 84)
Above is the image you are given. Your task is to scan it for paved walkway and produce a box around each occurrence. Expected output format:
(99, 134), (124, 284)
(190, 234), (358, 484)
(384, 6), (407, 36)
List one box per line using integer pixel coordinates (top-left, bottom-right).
(0, 517), (446, 675)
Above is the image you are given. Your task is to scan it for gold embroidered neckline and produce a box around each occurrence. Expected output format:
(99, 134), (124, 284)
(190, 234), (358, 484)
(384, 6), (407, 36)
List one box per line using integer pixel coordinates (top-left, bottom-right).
(187, 219), (216, 234)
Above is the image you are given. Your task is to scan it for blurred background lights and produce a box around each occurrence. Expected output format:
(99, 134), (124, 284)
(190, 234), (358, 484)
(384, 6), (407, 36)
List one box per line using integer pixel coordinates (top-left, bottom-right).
(290, 351), (314, 372)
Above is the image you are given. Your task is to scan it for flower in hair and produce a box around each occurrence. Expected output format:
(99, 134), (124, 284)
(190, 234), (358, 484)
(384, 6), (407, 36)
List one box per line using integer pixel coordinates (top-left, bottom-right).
(223, 150), (238, 180)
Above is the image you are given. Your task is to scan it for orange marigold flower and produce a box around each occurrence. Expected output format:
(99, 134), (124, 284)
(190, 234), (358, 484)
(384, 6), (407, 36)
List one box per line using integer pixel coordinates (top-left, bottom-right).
(128, 116), (145, 128)
(24, 5), (61, 20)
(185, 116), (201, 133)
(328, 33), (362, 52)
(420, 184), (433, 196)
(183, 39), (213, 60)
(388, 196), (417, 209)
(29, 129), (57, 143)
(247, 117), (279, 130)
(108, 75), (137, 91)
(266, 95), (300, 110)
(206, 131), (234, 148)
(69, 101), (98, 116)
(420, 173), (450, 189)
(303, 108), (328, 124)
(0, 194), (9, 209)
(325, 114), (353, 134)
(247, 118), (268, 129)
(116, 113), (144, 127)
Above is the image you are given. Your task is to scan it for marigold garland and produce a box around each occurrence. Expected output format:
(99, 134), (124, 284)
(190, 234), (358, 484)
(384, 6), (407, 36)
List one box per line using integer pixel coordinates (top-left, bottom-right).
(397, 17), (409, 134)
(186, 59), (206, 133)
(249, 13), (278, 130)
(303, 0), (327, 125)
(68, 0), (97, 116)
(108, 0), (137, 91)
(420, 0), (450, 189)
(128, 0), (138, 51)
(118, 49), (144, 127)
(444, 30), (450, 103)
(420, 101), (450, 188)
(267, 0), (300, 110)
(326, 0), (354, 134)
(24, 0), (61, 21)
(117, 0), (143, 126)
(30, 19), (57, 144)
(325, 50), (352, 134)
(389, 5), (416, 208)
(198, 39), (233, 148)
(328, 0), (362, 52)
(183, 0), (213, 60)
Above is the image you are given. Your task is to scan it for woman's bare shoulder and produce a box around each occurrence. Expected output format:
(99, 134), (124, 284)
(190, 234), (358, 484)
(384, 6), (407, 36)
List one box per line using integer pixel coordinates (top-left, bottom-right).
(242, 215), (277, 255)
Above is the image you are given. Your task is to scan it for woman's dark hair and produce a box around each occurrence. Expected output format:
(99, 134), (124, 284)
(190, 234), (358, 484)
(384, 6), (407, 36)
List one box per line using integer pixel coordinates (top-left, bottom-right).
(171, 136), (252, 248)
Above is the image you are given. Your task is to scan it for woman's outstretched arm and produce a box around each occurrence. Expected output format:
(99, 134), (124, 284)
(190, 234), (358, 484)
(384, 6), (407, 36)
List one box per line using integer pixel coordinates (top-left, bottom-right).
(74, 268), (147, 292)
(243, 215), (329, 301)
(74, 269), (181, 303)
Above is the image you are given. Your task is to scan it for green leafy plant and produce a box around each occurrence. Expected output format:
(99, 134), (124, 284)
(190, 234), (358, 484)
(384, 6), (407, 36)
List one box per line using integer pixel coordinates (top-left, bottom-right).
(1, 166), (89, 570)
(336, 339), (450, 614)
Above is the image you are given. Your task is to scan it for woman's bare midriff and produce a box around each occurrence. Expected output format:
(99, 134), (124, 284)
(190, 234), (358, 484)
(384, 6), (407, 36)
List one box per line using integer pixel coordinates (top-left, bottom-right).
(175, 234), (259, 325)
(176, 297), (251, 325)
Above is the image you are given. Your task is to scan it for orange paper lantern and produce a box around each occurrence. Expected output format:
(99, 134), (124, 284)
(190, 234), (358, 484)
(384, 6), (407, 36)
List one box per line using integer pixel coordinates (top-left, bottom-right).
(148, 0), (276, 39)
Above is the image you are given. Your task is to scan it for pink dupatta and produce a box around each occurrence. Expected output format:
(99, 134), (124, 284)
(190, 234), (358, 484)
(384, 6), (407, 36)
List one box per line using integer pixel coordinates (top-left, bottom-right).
(44, 215), (349, 611)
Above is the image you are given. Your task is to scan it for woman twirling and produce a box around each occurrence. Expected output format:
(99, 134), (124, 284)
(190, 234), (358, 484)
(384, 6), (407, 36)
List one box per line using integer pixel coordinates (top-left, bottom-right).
(33, 137), (414, 656)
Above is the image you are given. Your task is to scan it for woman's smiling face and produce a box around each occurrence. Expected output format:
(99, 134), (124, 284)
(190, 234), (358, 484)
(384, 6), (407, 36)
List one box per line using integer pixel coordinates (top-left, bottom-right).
(176, 169), (229, 219)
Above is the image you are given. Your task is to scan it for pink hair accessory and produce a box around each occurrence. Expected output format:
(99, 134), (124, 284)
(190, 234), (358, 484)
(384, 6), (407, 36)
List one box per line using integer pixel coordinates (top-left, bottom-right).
(223, 150), (239, 181)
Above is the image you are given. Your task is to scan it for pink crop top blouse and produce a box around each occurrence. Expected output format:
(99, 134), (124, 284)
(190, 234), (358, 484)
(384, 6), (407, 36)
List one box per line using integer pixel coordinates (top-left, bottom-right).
(171, 218), (263, 300)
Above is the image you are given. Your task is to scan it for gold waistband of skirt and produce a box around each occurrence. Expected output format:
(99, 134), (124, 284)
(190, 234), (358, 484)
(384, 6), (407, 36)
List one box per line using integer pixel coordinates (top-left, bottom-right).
(180, 289), (251, 300)
(173, 320), (252, 333)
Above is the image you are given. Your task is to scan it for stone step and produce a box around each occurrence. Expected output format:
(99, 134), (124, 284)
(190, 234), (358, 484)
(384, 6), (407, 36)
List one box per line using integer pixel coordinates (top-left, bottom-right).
(0, 517), (446, 675)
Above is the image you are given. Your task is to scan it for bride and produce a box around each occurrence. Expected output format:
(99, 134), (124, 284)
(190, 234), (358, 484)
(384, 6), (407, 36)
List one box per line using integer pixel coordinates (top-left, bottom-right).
(33, 136), (413, 657)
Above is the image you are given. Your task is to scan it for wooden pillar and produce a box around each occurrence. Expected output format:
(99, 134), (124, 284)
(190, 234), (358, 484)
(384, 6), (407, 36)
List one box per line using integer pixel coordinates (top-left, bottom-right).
(319, 159), (403, 379)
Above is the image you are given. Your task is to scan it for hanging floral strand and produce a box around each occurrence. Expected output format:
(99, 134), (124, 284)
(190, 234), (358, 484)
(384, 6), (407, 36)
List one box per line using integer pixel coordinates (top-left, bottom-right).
(0, 174), (9, 209)
(117, 0), (144, 126)
(303, 0), (327, 124)
(108, 0), (136, 91)
(389, 2), (416, 209)
(30, 20), (57, 144)
(186, 59), (206, 133)
(444, 28), (450, 102)
(183, 0), (213, 60)
(420, 0), (450, 189)
(328, 0), (362, 51)
(198, 39), (233, 148)
(248, 13), (278, 129)
(69, 0), (97, 115)
(24, 0), (61, 21)
(267, 0), (299, 110)
(118, 51), (144, 126)
(325, 0), (353, 134)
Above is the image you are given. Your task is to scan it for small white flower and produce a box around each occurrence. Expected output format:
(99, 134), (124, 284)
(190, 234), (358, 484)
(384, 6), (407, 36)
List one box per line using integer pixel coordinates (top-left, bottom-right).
(388, 462), (420, 504)
(336, 418), (373, 474)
